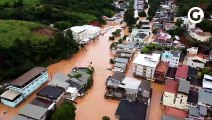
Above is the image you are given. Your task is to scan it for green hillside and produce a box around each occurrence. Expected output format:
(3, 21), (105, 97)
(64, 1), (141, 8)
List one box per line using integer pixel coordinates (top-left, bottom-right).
(0, 0), (39, 6)
(0, 20), (48, 48)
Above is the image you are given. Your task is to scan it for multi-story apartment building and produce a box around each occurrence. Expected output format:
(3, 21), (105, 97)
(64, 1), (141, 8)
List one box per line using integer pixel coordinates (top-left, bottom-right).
(161, 51), (181, 68)
(133, 53), (161, 81)
(0, 67), (48, 107)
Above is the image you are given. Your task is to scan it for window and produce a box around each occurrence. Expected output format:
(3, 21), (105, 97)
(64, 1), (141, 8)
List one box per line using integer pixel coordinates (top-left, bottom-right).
(180, 99), (182, 104)
(173, 98), (176, 104)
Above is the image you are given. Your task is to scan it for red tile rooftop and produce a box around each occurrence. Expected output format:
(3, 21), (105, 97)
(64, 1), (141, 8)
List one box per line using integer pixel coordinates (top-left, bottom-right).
(165, 80), (179, 94)
(175, 65), (188, 79)
(164, 106), (188, 119)
(156, 61), (169, 73)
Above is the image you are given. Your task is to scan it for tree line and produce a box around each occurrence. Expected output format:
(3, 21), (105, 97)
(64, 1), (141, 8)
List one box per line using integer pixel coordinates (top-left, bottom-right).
(0, 30), (79, 81)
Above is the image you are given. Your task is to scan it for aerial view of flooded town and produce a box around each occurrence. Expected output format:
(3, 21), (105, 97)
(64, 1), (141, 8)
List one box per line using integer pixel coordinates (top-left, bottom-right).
(0, 0), (212, 120)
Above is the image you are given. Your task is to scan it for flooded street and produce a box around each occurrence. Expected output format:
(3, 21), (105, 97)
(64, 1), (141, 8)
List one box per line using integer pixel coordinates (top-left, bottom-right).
(0, 21), (164, 120)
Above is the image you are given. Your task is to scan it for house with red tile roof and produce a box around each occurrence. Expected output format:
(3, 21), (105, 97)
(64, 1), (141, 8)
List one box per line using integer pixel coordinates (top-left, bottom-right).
(175, 65), (189, 81)
(155, 61), (169, 83)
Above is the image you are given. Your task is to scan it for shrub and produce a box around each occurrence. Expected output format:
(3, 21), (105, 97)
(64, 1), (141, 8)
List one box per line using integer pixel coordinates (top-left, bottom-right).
(138, 11), (147, 17)
(110, 59), (114, 64)
(54, 21), (71, 30)
(102, 116), (110, 120)
(146, 16), (153, 21)
(109, 36), (115, 40)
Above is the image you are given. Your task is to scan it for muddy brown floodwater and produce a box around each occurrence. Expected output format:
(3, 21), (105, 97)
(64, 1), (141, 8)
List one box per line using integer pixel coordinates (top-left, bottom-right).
(0, 21), (164, 120)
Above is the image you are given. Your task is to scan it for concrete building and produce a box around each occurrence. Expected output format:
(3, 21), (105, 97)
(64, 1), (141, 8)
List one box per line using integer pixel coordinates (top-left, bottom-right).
(188, 28), (211, 42)
(155, 61), (169, 83)
(119, 77), (141, 101)
(1, 67), (48, 107)
(161, 51), (181, 68)
(187, 47), (198, 55)
(133, 53), (161, 81)
(65, 25), (100, 44)
(163, 80), (190, 110)
(36, 86), (65, 104)
(48, 73), (70, 90)
(184, 54), (209, 69)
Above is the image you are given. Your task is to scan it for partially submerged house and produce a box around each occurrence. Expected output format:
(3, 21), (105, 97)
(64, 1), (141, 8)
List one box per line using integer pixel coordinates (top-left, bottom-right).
(115, 50), (134, 59)
(0, 67), (48, 107)
(30, 97), (55, 110)
(138, 80), (151, 104)
(114, 62), (127, 73)
(13, 104), (48, 120)
(36, 86), (65, 104)
(115, 100), (147, 120)
(119, 77), (141, 101)
(105, 72), (125, 99)
(155, 61), (169, 83)
(114, 57), (129, 64)
(48, 73), (70, 90)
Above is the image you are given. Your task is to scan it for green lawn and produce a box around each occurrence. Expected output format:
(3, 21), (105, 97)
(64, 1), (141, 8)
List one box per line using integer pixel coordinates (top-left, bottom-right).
(0, 0), (40, 6)
(0, 20), (48, 48)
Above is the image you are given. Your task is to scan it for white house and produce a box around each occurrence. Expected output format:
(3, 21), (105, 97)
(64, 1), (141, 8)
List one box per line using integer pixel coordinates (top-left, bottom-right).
(118, 77), (141, 101)
(184, 54), (209, 69)
(65, 25), (100, 44)
(187, 47), (198, 55)
(127, 33), (147, 43)
(161, 51), (181, 68)
(202, 74), (212, 89)
(133, 53), (161, 81)
(188, 28), (211, 42)
(132, 29), (151, 36)
(65, 87), (78, 101)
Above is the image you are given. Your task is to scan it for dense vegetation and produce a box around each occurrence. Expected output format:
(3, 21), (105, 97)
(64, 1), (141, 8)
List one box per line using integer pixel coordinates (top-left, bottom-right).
(0, 20), (48, 48)
(140, 43), (180, 54)
(176, 0), (212, 17)
(176, 0), (212, 32)
(148, 0), (160, 17)
(0, 20), (79, 81)
(51, 102), (76, 120)
(124, 0), (136, 26)
(0, 0), (117, 81)
(0, 0), (117, 28)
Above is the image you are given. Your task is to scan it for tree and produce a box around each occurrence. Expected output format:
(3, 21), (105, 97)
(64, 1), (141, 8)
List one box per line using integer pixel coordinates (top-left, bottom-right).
(138, 11), (146, 17)
(102, 116), (110, 120)
(54, 21), (71, 30)
(201, 67), (212, 78)
(144, 2), (148, 9)
(146, 16), (153, 21)
(110, 59), (114, 64)
(124, 8), (136, 26)
(175, 19), (184, 27)
(141, 47), (150, 54)
(51, 102), (76, 120)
